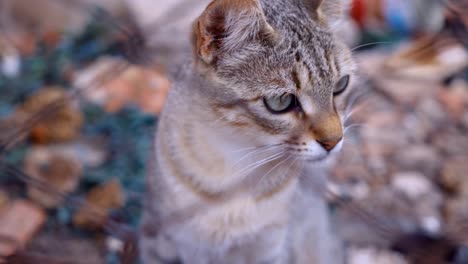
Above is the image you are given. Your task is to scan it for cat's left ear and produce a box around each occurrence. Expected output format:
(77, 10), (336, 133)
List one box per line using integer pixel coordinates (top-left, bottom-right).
(193, 0), (277, 66)
(303, 0), (350, 25)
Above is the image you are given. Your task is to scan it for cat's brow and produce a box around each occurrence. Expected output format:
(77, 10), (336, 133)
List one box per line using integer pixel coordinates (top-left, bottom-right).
(291, 67), (302, 90)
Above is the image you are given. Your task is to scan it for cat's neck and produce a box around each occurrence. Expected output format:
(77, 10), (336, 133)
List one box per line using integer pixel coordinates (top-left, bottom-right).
(159, 76), (301, 199)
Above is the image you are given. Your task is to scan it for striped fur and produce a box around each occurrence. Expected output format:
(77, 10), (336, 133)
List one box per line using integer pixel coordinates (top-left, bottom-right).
(141, 0), (355, 263)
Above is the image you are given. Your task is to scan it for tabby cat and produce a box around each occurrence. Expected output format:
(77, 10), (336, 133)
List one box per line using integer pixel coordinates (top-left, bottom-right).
(140, 0), (356, 263)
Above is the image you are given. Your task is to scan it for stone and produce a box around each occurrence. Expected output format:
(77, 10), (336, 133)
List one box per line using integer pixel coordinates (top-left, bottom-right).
(347, 247), (408, 264)
(437, 83), (467, 121)
(1, 52), (20, 78)
(444, 197), (468, 235)
(416, 98), (448, 127)
(0, 200), (46, 257)
(391, 172), (433, 200)
(394, 146), (441, 180)
(440, 157), (468, 194)
(19, 230), (104, 263)
(432, 130), (468, 156)
(462, 112), (468, 130)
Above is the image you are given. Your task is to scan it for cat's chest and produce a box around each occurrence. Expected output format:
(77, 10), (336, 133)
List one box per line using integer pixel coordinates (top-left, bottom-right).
(178, 183), (296, 245)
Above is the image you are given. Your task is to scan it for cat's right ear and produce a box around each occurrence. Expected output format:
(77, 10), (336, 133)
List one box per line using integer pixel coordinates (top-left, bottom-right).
(193, 0), (276, 65)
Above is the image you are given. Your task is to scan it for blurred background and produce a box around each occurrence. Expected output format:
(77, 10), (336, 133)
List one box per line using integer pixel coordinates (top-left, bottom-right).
(0, 0), (467, 263)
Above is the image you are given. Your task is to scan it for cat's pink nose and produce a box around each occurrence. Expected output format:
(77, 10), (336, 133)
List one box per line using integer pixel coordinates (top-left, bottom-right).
(317, 137), (342, 151)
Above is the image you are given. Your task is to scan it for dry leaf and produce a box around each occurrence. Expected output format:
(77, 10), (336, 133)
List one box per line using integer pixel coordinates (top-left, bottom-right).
(17, 87), (83, 144)
(73, 180), (125, 230)
(24, 146), (82, 208)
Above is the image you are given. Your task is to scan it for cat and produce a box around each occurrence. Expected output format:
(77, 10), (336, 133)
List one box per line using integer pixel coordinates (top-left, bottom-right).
(140, 0), (356, 263)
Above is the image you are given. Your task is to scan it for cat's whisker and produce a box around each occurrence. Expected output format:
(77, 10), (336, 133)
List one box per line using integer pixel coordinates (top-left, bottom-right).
(343, 91), (370, 122)
(344, 123), (368, 135)
(237, 152), (285, 175)
(285, 157), (302, 181)
(210, 115), (229, 127)
(231, 143), (283, 154)
(350, 41), (395, 52)
(235, 152), (285, 179)
(253, 156), (293, 190)
(343, 104), (366, 124)
(232, 144), (282, 168)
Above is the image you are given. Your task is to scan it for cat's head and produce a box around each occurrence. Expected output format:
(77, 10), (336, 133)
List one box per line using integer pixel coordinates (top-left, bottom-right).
(193, 0), (356, 163)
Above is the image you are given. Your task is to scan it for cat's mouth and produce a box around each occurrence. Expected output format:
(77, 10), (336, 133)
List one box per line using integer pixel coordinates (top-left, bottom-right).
(304, 154), (329, 163)
(284, 139), (343, 163)
(286, 149), (329, 163)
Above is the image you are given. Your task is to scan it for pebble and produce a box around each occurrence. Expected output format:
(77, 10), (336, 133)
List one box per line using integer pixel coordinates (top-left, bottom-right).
(395, 145), (441, 179)
(347, 247), (408, 264)
(440, 157), (468, 195)
(391, 172), (433, 199)
(0, 200), (46, 257)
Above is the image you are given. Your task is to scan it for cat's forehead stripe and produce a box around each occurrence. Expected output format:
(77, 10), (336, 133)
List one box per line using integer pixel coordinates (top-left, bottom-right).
(296, 45), (336, 89)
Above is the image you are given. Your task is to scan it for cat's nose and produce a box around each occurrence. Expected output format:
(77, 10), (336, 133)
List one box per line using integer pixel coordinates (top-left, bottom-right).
(309, 112), (343, 151)
(317, 137), (342, 151)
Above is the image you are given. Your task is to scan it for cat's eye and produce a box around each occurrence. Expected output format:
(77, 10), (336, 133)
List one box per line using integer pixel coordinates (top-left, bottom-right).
(264, 93), (297, 114)
(334, 75), (350, 96)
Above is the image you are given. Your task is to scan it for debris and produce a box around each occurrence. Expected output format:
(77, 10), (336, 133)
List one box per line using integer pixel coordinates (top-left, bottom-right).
(440, 157), (468, 194)
(16, 87), (83, 144)
(1, 52), (21, 78)
(74, 57), (170, 115)
(391, 172), (433, 199)
(347, 247), (409, 264)
(5, 0), (127, 35)
(0, 200), (46, 257)
(73, 180), (125, 230)
(384, 36), (468, 81)
(437, 81), (468, 120)
(24, 146), (82, 208)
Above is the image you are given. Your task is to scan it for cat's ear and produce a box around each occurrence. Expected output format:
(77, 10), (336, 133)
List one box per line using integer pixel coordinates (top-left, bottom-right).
(194, 0), (276, 65)
(303, 0), (349, 25)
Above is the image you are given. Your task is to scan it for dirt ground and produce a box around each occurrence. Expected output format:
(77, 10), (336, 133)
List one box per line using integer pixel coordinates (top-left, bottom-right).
(0, 0), (467, 263)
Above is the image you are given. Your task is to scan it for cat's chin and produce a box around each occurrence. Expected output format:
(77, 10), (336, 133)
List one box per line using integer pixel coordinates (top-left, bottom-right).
(303, 154), (328, 163)
(301, 140), (344, 165)
(300, 154), (337, 169)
